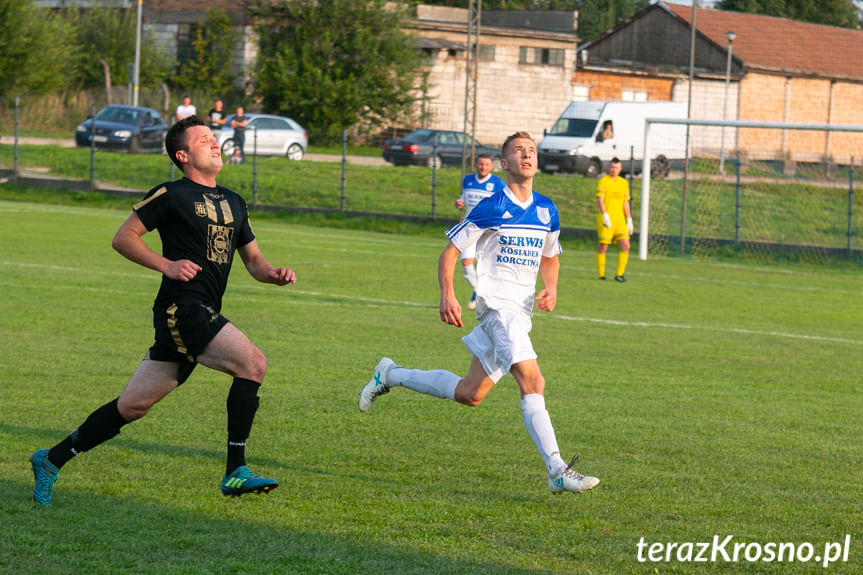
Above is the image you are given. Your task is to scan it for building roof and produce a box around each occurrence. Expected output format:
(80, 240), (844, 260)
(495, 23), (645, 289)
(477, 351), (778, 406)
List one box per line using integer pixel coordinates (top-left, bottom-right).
(412, 5), (579, 41)
(662, 2), (863, 80)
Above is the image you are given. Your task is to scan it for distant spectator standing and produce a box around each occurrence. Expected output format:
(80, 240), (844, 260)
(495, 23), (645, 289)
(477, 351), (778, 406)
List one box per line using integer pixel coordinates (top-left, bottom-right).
(175, 96), (196, 121)
(230, 106), (249, 164)
(207, 100), (227, 131)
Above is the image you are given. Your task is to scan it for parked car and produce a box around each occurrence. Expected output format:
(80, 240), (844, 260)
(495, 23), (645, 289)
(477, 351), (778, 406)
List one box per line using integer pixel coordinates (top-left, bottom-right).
(217, 114), (307, 160)
(75, 105), (169, 153)
(382, 129), (501, 169)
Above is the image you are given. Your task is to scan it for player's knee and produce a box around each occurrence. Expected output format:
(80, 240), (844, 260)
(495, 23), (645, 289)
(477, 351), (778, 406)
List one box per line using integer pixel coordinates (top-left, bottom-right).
(455, 394), (484, 407)
(117, 399), (152, 422)
(454, 387), (485, 407)
(520, 375), (545, 396)
(246, 348), (268, 381)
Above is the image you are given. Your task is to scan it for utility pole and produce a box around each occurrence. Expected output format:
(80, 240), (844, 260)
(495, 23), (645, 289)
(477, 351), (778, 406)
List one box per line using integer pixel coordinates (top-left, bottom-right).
(461, 0), (481, 180)
(680, 0), (696, 256)
(133, 0), (142, 106)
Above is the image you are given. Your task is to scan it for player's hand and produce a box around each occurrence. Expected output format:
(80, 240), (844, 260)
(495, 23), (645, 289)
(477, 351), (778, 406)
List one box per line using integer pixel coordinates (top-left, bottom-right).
(454, 199), (465, 210)
(535, 289), (557, 312)
(269, 267), (297, 286)
(602, 213), (612, 228)
(165, 259), (202, 282)
(626, 216), (634, 235)
(439, 294), (463, 328)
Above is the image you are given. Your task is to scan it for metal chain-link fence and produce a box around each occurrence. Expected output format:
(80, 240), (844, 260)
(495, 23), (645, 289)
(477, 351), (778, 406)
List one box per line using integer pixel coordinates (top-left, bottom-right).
(641, 120), (863, 265)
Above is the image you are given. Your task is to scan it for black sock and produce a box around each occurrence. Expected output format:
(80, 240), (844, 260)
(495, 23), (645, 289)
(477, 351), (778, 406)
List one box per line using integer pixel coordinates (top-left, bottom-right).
(226, 378), (260, 475)
(47, 398), (129, 469)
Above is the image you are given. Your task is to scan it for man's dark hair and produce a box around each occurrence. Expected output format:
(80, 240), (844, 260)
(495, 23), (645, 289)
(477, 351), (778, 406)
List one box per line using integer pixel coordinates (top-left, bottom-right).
(166, 115), (206, 170)
(476, 153), (492, 161)
(610, 157), (621, 164)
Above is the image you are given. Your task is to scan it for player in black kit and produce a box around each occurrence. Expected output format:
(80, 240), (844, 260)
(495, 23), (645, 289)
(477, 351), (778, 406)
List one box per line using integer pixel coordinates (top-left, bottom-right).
(30, 116), (297, 504)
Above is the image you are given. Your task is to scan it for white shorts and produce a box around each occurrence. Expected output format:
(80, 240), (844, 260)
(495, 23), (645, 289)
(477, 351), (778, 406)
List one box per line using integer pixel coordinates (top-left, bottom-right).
(460, 241), (477, 261)
(461, 304), (536, 383)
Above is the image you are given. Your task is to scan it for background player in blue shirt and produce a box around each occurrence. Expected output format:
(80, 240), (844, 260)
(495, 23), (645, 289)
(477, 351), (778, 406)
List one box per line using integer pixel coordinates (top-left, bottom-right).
(30, 116), (296, 504)
(359, 132), (599, 494)
(454, 154), (506, 310)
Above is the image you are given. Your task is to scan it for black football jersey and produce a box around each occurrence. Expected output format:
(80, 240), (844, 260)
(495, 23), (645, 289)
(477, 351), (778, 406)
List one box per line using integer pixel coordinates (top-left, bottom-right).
(133, 177), (255, 311)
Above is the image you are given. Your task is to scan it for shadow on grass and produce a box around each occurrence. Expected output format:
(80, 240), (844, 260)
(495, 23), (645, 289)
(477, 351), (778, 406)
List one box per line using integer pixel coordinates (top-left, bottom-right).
(1, 478), (561, 575)
(4, 424), (545, 505)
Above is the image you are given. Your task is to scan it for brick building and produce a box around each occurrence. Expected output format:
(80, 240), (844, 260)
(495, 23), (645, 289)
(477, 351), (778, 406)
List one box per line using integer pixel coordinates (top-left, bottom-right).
(578, 1), (863, 164)
(408, 5), (580, 145)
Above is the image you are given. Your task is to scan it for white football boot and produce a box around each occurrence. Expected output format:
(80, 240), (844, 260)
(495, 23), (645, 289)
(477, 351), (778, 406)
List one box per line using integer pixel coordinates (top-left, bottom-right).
(548, 455), (600, 494)
(358, 357), (398, 412)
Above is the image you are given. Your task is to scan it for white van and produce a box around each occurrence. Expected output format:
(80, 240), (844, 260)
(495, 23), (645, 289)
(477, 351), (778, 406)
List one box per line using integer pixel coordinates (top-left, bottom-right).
(537, 101), (687, 178)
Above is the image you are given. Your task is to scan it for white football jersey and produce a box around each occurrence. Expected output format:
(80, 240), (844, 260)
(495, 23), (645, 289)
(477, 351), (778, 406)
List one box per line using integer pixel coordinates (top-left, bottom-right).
(446, 187), (562, 315)
(459, 173), (506, 216)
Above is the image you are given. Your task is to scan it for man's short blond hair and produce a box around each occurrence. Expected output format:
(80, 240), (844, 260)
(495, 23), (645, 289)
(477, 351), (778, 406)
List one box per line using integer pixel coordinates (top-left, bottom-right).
(502, 131), (534, 156)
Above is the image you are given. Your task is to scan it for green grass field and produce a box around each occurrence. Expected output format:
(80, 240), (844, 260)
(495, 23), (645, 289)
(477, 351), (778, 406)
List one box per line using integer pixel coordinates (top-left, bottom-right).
(0, 195), (861, 574)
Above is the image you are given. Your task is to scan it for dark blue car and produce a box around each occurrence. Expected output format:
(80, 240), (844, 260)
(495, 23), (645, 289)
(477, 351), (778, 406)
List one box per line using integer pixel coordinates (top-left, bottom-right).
(75, 105), (169, 153)
(383, 129), (500, 169)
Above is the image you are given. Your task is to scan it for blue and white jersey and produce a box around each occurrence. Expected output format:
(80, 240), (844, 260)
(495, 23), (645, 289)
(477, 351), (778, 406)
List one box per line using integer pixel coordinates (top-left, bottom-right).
(446, 187), (562, 315)
(459, 173), (506, 216)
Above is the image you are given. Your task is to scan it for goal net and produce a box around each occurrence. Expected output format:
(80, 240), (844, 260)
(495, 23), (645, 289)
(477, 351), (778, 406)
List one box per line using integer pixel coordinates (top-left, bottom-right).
(638, 118), (863, 266)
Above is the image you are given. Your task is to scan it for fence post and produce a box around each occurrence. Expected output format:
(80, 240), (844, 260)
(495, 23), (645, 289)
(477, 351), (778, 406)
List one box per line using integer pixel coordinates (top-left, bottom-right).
(431, 139), (438, 218)
(848, 157), (855, 255)
(628, 145), (635, 223)
(735, 152), (742, 243)
(251, 127), (258, 208)
(89, 105), (96, 190)
(340, 129), (347, 212)
(13, 96), (19, 183)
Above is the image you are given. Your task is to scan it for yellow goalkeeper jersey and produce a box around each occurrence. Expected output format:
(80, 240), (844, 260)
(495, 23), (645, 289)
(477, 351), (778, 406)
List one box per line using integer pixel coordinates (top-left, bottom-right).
(596, 175), (630, 219)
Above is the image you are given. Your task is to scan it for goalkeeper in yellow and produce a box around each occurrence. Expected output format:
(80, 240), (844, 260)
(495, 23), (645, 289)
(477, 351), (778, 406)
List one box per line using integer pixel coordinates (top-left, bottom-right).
(595, 158), (633, 282)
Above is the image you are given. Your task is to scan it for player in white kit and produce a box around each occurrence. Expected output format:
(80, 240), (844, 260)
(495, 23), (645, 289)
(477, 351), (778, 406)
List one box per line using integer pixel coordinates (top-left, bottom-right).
(359, 132), (599, 494)
(454, 154), (506, 310)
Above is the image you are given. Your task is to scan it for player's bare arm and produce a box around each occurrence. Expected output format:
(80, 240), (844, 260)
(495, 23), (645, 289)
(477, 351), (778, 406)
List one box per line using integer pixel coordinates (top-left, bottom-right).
(535, 255), (559, 313)
(238, 240), (296, 286)
(438, 242), (463, 328)
(112, 212), (201, 282)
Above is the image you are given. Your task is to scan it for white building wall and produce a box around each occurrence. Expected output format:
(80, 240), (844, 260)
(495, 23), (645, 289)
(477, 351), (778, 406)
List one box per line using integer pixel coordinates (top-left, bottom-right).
(419, 34), (577, 146)
(672, 78), (739, 156)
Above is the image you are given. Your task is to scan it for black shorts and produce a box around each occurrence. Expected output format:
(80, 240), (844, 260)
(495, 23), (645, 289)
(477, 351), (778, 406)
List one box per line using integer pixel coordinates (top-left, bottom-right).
(147, 299), (230, 384)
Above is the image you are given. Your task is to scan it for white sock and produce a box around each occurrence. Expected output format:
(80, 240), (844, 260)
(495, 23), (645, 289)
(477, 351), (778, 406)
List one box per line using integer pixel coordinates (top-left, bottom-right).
(521, 394), (566, 475)
(462, 264), (478, 291)
(389, 367), (459, 400)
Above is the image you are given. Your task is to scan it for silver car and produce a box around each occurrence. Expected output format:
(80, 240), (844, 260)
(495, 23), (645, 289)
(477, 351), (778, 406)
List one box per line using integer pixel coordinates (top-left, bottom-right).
(217, 113), (307, 160)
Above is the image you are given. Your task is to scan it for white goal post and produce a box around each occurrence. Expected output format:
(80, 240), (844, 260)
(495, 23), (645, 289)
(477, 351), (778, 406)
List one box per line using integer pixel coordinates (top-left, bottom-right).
(639, 118), (863, 260)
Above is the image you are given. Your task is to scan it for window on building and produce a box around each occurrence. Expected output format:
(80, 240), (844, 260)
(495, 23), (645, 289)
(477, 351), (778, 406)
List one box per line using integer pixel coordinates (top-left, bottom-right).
(519, 46), (564, 67)
(572, 85), (590, 102)
(176, 23), (196, 67)
(478, 44), (495, 61)
(622, 89), (648, 102)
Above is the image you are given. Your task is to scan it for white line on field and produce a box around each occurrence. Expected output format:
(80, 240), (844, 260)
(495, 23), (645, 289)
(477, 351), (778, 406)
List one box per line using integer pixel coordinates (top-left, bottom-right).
(2, 275), (859, 345)
(553, 314), (863, 346)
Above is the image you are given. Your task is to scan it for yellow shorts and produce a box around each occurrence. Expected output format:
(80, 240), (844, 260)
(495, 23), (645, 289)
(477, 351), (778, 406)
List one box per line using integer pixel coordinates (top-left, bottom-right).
(596, 214), (629, 245)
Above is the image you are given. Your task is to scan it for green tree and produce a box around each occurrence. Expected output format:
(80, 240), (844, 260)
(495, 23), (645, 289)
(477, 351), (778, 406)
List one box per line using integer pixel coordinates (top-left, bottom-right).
(251, 0), (421, 142)
(573, 0), (650, 43)
(716, 0), (863, 28)
(0, 0), (75, 98)
(174, 9), (235, 96)
(67, 7), (175, 93)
